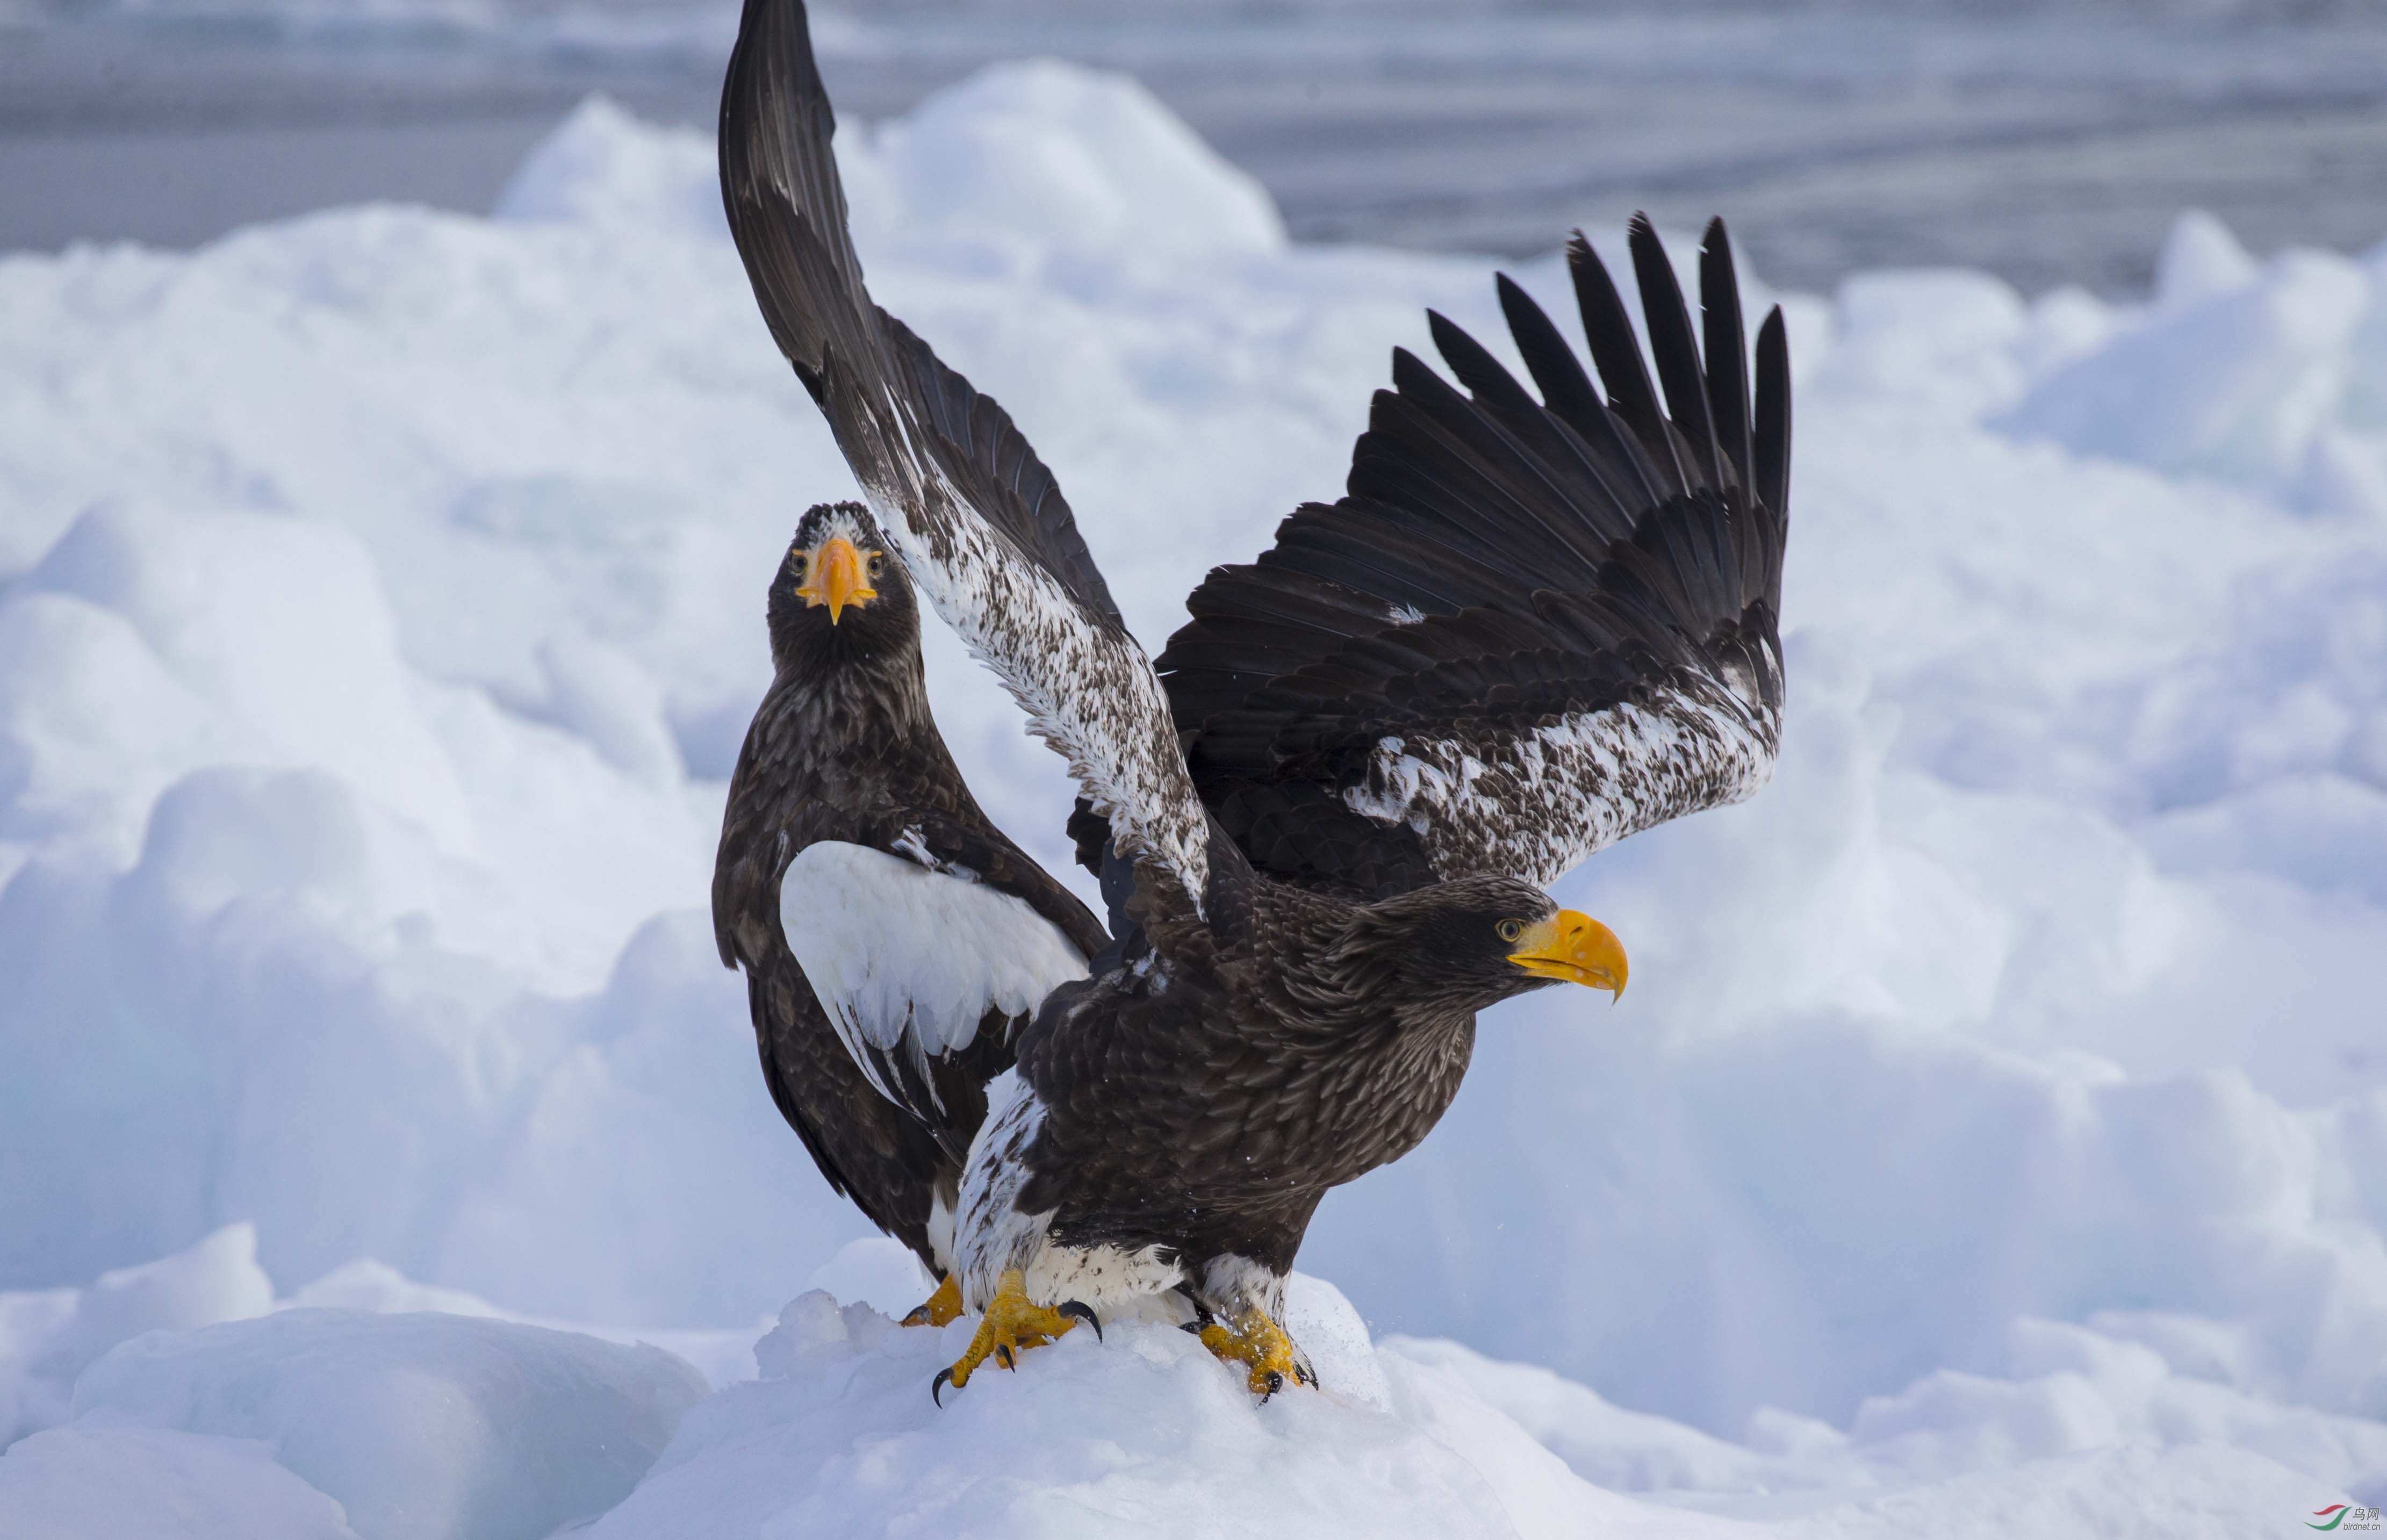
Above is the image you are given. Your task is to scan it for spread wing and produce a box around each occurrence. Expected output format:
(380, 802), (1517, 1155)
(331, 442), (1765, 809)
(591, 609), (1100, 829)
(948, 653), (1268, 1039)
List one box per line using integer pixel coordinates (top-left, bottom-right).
(1151, 219), (1791, 898)
(720, 0), (1214, 911)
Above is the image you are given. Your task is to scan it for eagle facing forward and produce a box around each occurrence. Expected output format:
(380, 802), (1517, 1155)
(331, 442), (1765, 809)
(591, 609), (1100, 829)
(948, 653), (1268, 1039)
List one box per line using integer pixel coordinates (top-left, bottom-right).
(713, 500), (1108, 1326)
(718, 0), (1792, 1399)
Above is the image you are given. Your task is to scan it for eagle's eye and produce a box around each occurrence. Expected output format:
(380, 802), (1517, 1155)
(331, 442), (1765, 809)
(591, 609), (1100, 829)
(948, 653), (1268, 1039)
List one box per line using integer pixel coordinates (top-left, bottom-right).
(867, 553), (885, 578)
(1497, 919), (1524, 943)
(790, 551), (809, 574)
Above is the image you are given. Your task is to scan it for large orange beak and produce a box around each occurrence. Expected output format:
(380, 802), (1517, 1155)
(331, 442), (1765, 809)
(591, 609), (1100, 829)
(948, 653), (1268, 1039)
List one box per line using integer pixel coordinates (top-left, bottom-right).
(1507, 909), (1627, 1000)
(795, 536), (878, 624)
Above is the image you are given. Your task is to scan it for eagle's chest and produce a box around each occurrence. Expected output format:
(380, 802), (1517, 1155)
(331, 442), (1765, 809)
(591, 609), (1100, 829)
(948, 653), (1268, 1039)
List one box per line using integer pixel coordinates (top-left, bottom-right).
(779, 723), (946, 833)
(724, 739), (948, 963)
(1272, 1009), (1476, 1189)
(1054, 965), (1477, 1200)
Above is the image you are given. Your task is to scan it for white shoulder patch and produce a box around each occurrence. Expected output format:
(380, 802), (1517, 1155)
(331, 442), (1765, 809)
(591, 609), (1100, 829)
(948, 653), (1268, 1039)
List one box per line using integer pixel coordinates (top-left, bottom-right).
(779, 840), (1089, 1112)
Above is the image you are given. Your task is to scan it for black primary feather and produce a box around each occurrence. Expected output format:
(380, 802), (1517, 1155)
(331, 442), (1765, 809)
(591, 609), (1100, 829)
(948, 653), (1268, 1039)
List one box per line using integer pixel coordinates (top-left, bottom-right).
(1629, 213), (1723, 491)
(1566, 231), (1686, 501)
(718, 0), (1121, 629)
(1699, 218), (1755, 500)
(1154, 217), (1792, 900)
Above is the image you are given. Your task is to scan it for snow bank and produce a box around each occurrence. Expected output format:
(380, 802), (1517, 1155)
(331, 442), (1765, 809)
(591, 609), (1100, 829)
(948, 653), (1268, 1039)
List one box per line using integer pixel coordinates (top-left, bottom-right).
(494, 96), (727, 241)
(0, 1255), (2357, 1539)
(0, 1237), (715, 1539)
(2002, 210), (2387, 517)
(66, 1308), (704, 1540)
(843, 59), (1287, 261)
(494, 60), (1284, 263)
(580, 1282), (2338, 1540)
(0, 496), (860, 1320)
(595, 1279), (1560, 1540)
(0, 1426), (362, 1540)
(2, 56), (2386, 1539)
(1399, 1323), (2387, 1505)
(0, 1226), (271, 1447)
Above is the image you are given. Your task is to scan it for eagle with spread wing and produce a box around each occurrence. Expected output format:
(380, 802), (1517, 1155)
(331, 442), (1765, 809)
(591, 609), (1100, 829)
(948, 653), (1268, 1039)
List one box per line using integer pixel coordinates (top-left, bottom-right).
(719, 0), (1790, 1399)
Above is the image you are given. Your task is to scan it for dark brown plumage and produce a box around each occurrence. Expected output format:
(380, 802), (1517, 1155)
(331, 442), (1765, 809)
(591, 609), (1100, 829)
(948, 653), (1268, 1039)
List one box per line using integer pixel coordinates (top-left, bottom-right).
(717, 0), (1789, 1397)
(711, 500), (1106, 1279)
(1116, 222), (1790, 903)
(1012, 869), (1568, 1273)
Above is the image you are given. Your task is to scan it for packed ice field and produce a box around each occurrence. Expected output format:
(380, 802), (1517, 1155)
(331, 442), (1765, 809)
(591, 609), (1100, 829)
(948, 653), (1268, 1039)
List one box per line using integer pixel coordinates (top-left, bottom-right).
(3, 57), (2386, 1539)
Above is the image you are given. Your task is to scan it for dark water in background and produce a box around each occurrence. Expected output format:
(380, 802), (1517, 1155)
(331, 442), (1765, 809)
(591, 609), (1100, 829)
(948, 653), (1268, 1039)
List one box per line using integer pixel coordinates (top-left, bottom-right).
(2, 0), (2384, 293)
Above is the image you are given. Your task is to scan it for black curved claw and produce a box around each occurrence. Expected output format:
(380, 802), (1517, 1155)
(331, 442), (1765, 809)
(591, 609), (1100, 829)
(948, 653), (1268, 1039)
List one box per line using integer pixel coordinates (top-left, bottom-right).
(994, 1343), (1015, 1371)
(931, 1366), (958, 1406)
(1055, 1300), (1103, 1341)
(1259, 1369), (1286, 1402)
(1178, 1319), (1206, 1336)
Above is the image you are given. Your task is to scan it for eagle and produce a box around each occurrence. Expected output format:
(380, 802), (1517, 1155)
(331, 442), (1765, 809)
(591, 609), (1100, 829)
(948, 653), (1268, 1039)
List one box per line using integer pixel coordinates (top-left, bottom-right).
(718, 0), (1791, 1399)
(711, 499), (1109, 1328)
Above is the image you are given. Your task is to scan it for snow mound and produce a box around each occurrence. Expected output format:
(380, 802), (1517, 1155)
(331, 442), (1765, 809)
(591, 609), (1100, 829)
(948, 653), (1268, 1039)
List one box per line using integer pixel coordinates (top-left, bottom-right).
(0, 499), (852, 1321)
(581, 1285), (2339, 1540)
(1401, 1324), (2387, 1506)
(0, 1426), (361, 1540)
(2000, 210), (2387, 515)
(2154, 207), (2260, 311)
(69, 1308), (707, 1540)
(595, 1282), (1613, 1540)
(0, 1254), (2366, 1538)
(497, 67), (1284, 263)
(850, 59), (1287, 260)
(494, 96), (725, 241)
(0, 1226), (272, 1448)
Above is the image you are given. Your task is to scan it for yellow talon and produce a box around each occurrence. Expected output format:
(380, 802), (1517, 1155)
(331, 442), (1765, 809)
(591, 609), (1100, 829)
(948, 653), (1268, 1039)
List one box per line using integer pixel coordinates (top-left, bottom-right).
(931, 1269), (1097, 1404)
(1197, 1307), (1312, 1398)
(901, 1274), (964, 1328)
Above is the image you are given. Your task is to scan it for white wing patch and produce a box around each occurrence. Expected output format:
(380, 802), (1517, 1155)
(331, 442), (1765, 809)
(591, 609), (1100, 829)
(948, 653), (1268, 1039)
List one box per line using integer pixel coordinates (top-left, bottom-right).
(855, 406), (1212, 913)
(1340, 659), (1782, 890)
(779, 840), (1089, 1113)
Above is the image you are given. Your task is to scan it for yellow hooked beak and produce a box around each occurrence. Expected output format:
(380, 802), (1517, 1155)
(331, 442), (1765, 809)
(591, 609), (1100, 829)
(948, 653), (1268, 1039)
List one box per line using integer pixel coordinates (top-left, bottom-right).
(1507, 909), (1628, 1000)
(795, 535), (879, 624)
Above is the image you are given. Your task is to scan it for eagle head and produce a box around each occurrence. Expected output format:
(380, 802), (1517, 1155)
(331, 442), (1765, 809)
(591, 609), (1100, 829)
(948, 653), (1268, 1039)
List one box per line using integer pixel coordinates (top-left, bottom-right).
(767, 501), (919, 672)
(1331, 875), (1626, 1016)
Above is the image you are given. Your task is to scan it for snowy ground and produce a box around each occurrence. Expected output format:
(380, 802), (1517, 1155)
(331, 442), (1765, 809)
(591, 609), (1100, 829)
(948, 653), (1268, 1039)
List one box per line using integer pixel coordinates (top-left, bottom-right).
(2, 56), (2385, 1538)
